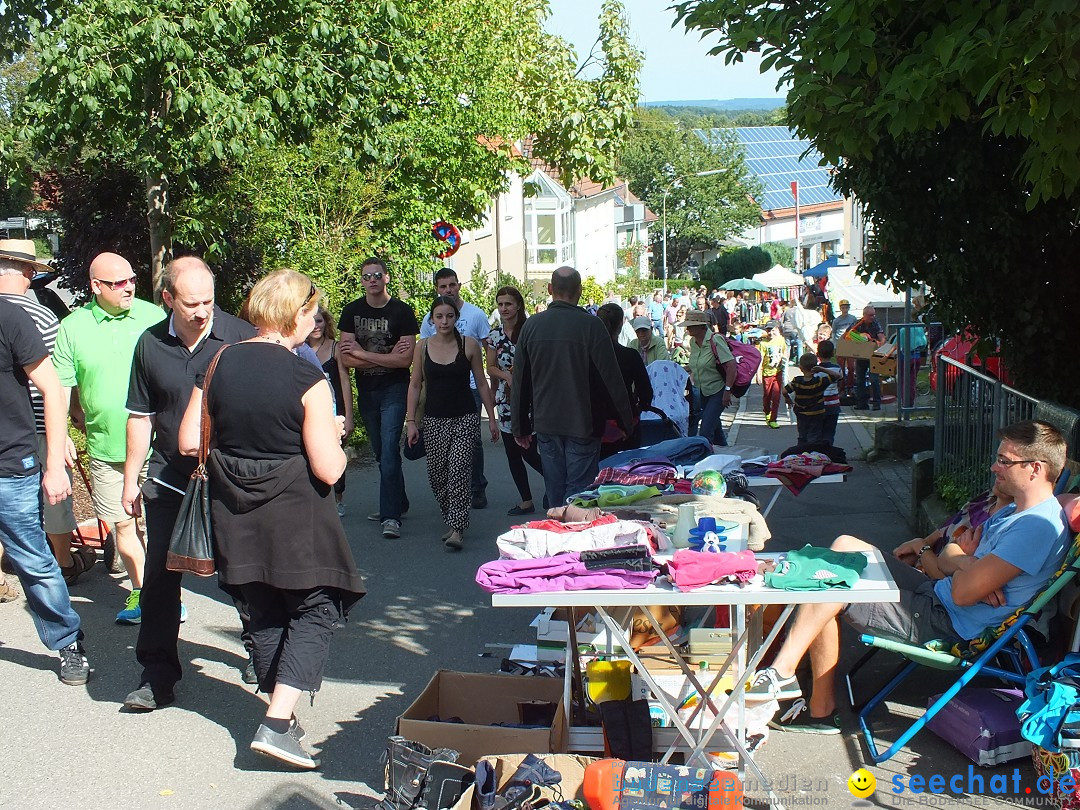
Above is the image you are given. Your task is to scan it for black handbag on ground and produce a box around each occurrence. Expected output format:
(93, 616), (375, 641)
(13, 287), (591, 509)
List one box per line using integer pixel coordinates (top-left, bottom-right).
(165, 347), (226, 577)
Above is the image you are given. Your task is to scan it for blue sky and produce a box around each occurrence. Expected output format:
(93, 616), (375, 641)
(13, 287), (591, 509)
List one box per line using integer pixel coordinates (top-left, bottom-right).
(545, 0), (786, 103)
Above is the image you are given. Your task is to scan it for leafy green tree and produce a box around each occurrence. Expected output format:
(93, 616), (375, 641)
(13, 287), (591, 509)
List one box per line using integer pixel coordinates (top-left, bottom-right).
(173, 0), (641, 309)
(675, 0), (1080, 404)
(759, 241), (793, 268)
(618, 108), (761, 278)
(17, 0), (408, 295)
(700, 245), (771, 288)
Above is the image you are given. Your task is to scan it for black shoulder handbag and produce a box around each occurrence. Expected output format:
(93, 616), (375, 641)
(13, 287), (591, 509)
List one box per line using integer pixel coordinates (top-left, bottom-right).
(165, 346), (226, 576)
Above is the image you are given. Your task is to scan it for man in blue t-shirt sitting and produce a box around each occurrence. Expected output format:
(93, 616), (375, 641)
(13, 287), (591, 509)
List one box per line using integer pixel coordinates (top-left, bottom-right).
(745, 420), (1072, 734)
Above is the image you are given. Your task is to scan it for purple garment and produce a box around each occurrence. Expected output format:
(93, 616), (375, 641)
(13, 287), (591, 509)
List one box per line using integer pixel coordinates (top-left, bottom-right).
(476, 552), (657, 594)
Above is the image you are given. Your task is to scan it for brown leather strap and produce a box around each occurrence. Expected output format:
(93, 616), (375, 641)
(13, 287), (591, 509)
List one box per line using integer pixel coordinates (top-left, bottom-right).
(198, 346), (228, 465)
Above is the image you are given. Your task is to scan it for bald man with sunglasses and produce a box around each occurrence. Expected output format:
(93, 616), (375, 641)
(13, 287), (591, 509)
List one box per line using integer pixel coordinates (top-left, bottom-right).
(53, 252), (165, 624)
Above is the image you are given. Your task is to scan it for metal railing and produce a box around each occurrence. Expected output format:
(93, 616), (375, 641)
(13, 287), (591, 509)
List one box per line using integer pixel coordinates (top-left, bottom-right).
(933, 356), (1038, 498)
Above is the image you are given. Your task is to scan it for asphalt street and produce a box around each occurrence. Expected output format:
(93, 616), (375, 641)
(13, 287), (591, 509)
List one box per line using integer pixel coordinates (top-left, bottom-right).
(0, 388), (1046, 810)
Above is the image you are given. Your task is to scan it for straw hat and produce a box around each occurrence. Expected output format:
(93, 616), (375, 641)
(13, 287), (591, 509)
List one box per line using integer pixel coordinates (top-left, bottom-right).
(0, 239), (52, 274)
(676, 310), (712, 328)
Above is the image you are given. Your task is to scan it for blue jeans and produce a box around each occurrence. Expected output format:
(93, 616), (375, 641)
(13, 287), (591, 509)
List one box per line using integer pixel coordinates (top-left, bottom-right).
(357, 380), (409, 520)
(690, 387), (728, 447)
(0, 473), (81, 650)
(536, 434), (601, 507)
(471, 389), (488, 496)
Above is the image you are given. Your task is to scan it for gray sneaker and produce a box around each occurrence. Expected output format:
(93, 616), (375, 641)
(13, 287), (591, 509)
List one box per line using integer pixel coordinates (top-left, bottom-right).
(382, 519), (401, 538)
(58, 641), (90, 686)
(744, 667), (801, 703)
(250, 723), (319, 769)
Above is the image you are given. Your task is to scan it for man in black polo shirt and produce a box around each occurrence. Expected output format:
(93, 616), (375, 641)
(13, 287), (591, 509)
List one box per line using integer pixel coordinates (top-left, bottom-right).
(120, 256), (255, 710)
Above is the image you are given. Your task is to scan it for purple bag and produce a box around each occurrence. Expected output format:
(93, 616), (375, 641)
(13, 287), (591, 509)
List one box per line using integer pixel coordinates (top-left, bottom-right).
(926, 688), (1032, 766)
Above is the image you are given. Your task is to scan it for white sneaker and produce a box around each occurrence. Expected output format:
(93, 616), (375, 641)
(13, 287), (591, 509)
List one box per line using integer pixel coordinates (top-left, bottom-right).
(382, 519), (401, 539)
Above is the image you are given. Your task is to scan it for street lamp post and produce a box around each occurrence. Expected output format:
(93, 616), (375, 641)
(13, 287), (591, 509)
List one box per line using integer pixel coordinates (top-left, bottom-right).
(661, 190), (669, 295)
(660, 168), (729, 294)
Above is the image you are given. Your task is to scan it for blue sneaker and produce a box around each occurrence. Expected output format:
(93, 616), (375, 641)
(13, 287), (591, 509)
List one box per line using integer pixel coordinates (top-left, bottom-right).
(179, 603), (188, 624)
(116, 589), (142, 624)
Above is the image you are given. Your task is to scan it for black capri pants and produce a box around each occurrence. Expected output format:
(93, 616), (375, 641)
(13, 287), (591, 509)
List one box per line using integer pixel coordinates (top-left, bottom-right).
(240, 582), (343, 695)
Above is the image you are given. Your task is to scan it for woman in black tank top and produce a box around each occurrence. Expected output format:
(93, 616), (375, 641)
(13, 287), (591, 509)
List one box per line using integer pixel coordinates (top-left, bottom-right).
(406, 296), (498, 550)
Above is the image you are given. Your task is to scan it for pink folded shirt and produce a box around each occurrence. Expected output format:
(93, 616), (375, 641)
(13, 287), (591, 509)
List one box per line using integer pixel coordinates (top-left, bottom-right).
(666, 549), (758, 590)
(476, 553), (657, 594)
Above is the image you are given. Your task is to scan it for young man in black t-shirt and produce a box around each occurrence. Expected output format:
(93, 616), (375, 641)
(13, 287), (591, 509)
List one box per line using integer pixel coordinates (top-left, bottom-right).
(338, 257), (419, 539)
(0, 295), (88, 686)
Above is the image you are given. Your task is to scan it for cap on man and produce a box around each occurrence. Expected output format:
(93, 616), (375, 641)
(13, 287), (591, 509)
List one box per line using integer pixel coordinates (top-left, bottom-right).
(52, 252), (165, 624)
(629, 316), (669, 366)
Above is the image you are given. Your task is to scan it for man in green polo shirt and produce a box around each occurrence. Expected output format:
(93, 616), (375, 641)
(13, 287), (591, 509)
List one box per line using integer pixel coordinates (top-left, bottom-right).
(53, 252), (164, 624)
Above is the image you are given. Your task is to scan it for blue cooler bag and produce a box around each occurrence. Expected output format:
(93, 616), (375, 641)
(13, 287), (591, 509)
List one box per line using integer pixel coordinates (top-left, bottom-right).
(926, 687), (1032, 766)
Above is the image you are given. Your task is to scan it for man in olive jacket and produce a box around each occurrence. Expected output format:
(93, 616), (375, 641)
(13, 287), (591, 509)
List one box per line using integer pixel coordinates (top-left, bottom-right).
(511, 266), (634, 507)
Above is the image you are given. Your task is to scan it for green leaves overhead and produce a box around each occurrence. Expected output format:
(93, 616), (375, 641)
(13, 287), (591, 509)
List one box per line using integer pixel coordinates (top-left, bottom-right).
(674, 0), (1080, 404)
(674, 0), (1080, 203)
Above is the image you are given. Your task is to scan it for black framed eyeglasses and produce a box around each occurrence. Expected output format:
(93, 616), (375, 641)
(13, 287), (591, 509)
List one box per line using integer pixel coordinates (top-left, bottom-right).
(302, 282), (317, 308)
(994, 456), (1040, 467)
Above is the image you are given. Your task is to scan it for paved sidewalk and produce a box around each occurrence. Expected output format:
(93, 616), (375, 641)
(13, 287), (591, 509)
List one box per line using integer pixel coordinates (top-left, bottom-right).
(0, 384), (1041, 810)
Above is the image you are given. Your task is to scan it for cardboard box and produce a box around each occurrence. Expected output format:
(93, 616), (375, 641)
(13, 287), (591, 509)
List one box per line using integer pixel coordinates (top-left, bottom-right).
(451, 753), (598, 810)
(836, 338), (877, 360)
(397, 671), (566, 766)
(870, 345), (897, 377)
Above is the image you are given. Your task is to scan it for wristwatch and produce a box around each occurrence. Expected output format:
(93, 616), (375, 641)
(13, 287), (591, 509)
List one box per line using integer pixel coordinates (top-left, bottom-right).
(915, 544), (933, 568)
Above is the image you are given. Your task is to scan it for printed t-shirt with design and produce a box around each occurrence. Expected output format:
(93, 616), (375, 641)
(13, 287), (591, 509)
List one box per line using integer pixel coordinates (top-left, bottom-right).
(764, 545), (868, 590)
(784, 371), (830, 416)
(934, 496), (1069, 640)
(759, 334), (788, 378)
(0, 298), (48, 476)
(0, 293), (58, 433)
(52, 297), (165, 463)
(338, 297), (420, 389)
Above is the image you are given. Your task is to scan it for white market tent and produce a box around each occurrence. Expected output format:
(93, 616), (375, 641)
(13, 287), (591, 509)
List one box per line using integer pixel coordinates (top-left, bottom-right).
(826, 266), (905, 312)
(753, 264), (806, 289)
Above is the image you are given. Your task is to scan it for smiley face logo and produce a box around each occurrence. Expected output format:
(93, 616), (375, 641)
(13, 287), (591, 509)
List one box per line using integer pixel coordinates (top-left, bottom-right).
(848, 768), (876, 798)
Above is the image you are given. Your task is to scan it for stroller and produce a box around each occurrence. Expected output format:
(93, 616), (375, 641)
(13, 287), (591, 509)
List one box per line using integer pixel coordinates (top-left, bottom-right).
(636, 360), (689, 446)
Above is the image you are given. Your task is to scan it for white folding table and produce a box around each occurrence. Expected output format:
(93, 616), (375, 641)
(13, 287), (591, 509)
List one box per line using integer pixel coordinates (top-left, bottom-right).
(747, 473), (847, 518)
(491, 548), (899, 810)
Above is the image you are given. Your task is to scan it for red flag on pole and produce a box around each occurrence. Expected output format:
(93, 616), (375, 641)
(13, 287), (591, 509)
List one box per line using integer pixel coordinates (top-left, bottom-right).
(790, 181), (798, 201)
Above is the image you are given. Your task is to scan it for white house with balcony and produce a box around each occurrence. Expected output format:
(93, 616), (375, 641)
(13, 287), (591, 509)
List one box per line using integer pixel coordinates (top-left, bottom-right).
(522, 161), (653, 285)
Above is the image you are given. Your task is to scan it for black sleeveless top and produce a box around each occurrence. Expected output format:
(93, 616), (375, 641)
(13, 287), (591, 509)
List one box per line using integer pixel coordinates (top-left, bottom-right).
(423, 335), (475, 418)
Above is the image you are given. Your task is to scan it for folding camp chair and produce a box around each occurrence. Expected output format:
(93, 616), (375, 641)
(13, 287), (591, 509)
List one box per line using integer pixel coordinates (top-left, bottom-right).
(845, 527), (1080, 764)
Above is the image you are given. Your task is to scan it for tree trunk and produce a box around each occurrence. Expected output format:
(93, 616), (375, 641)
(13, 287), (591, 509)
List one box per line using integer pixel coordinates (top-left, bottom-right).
(145, 171), (172, 303)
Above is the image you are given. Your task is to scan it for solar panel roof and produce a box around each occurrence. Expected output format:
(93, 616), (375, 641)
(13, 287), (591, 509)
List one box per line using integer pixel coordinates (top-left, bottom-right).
(696, 126), (842, 211)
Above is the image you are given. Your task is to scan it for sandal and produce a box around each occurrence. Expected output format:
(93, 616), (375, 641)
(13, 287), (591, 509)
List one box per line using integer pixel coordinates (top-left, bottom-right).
(74, 546), (97, 574)
(0, 576), (20, 603)
(59, 552), (87, 586)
